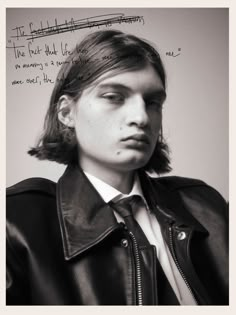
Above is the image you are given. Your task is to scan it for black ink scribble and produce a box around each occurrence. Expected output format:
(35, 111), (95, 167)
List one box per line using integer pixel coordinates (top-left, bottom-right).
(166, 51), (180, 57)
(166, 48), (181, 57)
(10, 13), (145, 41)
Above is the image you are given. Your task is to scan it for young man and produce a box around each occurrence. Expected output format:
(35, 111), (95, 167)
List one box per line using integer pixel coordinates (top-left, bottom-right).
(6, 30), (228, 305)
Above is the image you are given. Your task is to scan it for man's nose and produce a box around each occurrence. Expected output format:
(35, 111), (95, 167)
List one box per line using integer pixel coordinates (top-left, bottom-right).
(125, 95), (149, 127)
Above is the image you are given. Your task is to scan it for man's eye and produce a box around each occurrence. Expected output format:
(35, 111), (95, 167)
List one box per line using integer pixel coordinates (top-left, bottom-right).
(102, 93), (124, 103)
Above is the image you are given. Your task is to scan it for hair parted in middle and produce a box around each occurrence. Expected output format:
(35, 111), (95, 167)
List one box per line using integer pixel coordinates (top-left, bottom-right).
(28, 29), (171, 174)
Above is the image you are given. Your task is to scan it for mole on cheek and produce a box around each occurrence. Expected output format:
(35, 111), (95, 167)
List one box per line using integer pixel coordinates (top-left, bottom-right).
(116, 151), (121, 155)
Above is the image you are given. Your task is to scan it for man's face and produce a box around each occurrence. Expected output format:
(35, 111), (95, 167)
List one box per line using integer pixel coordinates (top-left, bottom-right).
(72, 64), (166, 174)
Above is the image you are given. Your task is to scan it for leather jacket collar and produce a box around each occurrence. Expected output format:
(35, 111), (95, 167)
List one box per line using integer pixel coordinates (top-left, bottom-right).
(139, 171), (208, 233)
(57, 165), (208, 260)
(57, 165), (120, 260)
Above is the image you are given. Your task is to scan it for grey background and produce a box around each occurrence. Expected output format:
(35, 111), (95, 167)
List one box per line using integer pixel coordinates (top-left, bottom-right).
(6, 8), (229, 199)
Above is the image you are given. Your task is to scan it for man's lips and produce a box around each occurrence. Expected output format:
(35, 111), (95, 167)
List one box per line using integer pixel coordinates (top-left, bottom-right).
(121, 134), (150, 144)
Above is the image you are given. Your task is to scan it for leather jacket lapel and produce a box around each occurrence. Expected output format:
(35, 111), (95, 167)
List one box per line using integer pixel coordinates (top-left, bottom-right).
(56, 165), (120, 260)
(139, 171), (208, 235)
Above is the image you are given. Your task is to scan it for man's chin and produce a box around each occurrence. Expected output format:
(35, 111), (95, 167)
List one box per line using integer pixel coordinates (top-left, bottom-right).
(115, 155), (151, 172)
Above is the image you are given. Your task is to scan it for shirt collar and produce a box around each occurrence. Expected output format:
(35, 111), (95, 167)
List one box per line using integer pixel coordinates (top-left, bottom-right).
(83, 171), (146, 205)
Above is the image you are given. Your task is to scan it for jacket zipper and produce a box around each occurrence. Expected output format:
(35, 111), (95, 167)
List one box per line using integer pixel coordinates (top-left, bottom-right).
(168, 225), (198, 305)
(128, 231), (143, 305)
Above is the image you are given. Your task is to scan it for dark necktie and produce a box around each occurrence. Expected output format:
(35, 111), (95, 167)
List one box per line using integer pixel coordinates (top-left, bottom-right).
(110, 195), (179, 305)
(111, 195), (149, 246)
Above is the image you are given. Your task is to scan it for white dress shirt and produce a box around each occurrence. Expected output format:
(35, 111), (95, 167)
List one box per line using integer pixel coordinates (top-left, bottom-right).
(84, 171), (196, 305)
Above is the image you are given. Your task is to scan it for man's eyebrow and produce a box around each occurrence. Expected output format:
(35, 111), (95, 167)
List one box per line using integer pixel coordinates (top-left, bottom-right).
(96, 83), (132, 92)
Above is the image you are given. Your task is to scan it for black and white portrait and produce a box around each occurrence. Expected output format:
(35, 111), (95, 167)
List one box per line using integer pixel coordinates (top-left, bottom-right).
(5, 6), (229, 306)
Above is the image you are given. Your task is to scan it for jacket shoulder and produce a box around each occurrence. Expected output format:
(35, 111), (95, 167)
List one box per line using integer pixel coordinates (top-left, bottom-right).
(7, 177), (56, 197)
(152, 175), (227, 203)
(153, 175), (228, 211)
(6, 178), (58, 242)
(155, 175), (206, 191)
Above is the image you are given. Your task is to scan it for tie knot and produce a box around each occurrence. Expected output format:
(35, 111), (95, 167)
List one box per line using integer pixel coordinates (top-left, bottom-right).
(110, 195), (143, 218)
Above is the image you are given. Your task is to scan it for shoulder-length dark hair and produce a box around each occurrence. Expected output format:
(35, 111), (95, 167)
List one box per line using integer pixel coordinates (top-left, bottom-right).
(28, 29), (171, 174)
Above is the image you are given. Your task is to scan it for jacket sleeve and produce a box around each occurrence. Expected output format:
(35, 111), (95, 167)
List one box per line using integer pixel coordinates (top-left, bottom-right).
(6, 224), (29, 305)
(6, 177), (57, 305)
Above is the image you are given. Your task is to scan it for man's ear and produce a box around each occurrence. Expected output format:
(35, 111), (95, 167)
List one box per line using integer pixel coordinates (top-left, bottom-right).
(57, 95), (75, 128)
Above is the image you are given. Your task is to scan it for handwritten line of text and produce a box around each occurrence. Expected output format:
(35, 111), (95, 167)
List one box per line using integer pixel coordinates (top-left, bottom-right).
(9, 13), (145, 41)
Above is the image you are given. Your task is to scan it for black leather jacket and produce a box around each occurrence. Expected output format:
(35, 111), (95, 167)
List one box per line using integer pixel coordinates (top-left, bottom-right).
(6, 165), (228, 305)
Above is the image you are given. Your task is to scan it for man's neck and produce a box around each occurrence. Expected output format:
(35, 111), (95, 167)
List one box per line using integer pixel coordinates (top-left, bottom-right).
(80, 162), (135, 194)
